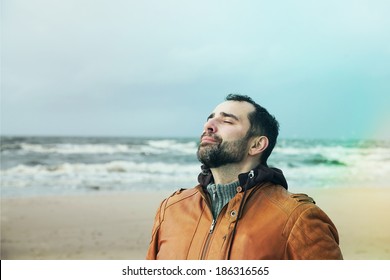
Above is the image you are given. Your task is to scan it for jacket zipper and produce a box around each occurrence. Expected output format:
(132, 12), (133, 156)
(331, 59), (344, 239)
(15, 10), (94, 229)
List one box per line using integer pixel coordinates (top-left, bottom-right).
(199, 187), (215, 260)
(201, 185), (220, 259)
(200, 219), (216, 259)
(209, 219), (216, 233)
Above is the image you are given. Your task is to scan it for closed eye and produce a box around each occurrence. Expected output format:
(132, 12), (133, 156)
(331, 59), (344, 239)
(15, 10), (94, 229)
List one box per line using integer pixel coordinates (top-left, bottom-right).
(220, 112), (239, 122)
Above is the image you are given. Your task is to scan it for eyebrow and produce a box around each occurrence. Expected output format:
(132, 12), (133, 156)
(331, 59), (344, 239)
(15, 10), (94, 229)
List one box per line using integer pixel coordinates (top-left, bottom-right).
(207, 112), (240, 121)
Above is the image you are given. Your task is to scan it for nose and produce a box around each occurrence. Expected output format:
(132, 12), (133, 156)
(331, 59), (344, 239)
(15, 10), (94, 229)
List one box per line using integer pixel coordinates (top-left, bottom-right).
(203, 118), (217, 134)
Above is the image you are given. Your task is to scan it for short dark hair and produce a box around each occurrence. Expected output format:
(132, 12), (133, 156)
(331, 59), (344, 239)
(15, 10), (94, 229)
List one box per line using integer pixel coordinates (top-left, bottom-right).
(225, 94), (279, 165)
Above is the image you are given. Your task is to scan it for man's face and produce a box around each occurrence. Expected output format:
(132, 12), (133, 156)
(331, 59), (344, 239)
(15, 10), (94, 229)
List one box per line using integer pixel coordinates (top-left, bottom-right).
(197, 101), (254, 168)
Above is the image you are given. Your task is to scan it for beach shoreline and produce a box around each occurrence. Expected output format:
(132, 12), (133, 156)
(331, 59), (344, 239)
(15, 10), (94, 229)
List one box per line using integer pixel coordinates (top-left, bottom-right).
(1, 187), (390, 260)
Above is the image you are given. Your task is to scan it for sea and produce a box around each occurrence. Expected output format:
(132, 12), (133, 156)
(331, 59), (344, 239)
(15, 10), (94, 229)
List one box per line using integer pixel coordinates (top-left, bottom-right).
(1, 136), (389, 197)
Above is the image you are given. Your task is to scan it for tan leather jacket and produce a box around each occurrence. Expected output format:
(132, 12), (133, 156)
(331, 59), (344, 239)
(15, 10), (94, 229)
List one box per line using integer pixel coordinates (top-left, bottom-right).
(146, 166), (343, 260)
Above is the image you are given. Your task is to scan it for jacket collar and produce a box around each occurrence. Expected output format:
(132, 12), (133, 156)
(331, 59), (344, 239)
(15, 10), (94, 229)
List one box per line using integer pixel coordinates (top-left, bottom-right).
(198, 164), (288, 190)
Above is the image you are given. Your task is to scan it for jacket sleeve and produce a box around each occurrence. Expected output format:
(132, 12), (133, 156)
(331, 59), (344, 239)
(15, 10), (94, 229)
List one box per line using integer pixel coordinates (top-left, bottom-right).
(285, 205), (343, 260)
(145, 199), (166, 260)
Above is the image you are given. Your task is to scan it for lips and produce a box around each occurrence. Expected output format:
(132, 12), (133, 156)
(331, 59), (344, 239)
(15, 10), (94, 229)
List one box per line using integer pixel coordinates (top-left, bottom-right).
(201, 136), (218, 143)
(200, 134), (221, 144)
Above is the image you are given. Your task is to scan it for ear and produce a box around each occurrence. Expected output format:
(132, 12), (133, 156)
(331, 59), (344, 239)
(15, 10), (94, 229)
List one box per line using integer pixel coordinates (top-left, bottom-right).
(248, 136), (269, 156)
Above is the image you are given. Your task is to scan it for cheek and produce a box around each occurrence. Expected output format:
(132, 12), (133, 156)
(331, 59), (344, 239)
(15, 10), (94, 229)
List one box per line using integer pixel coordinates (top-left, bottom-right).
(221, 126), (248, 140)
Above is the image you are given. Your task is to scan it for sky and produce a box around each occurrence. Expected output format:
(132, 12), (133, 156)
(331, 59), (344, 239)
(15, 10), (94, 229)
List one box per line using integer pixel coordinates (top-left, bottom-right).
(1, 0), (389, 140)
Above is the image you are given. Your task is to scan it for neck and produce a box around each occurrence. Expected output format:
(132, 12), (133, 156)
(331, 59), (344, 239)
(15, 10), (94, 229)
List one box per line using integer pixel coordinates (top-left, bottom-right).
(210, 161), (258, 185)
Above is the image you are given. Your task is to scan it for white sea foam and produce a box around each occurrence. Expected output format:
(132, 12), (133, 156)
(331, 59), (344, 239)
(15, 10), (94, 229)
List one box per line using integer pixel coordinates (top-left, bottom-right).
(16, 140), (198, 155)
(19, 143), (132, 154)
(2, 161), (200, 176)
(147, 140), (198, 155)
(2, 137), (389, 196)
(1, 161), (201, 195)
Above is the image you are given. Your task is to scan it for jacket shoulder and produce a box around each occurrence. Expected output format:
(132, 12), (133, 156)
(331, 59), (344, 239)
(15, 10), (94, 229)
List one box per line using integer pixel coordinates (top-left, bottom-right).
(164, 185), (203, 208)
(254, 185), (341, 259)
(259, 184), (316, 214)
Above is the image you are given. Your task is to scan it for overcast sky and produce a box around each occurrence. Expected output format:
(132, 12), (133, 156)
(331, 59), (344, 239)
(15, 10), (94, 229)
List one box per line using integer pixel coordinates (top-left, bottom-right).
(1, 0), (389, 139)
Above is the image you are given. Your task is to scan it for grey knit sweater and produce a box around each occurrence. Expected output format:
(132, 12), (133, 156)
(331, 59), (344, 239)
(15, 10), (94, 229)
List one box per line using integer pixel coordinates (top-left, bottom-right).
(206, 181), (240, 219)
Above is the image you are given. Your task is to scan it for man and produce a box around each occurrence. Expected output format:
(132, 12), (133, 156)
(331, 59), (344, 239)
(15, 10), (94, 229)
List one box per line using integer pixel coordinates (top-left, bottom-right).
(146, 94), (343, 260)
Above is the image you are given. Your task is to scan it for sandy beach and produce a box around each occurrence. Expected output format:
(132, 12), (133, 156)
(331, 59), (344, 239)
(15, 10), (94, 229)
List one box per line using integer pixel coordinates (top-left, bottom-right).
(1, 187), (390, 260)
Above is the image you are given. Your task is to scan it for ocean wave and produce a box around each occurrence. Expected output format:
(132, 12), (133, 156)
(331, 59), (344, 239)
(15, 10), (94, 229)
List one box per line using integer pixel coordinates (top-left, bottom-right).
(2, 140), (198, 156)
(1, 160), (200, 175)
(303, 158), (346, 166)
(272, 145), (390, 167)
(0, 160), (201, 195)
(146, 139), (197, 155)
(2, 137), (390, 196)
(17, 143), (133, 154)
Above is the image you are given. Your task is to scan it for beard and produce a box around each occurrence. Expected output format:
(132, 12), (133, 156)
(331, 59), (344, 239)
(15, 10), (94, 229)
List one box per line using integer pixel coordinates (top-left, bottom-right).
(197, 134), (250, 168)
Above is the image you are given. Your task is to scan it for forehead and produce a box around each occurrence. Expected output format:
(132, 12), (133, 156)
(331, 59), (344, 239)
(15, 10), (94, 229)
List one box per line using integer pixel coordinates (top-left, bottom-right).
(213, 101), (255, 121)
